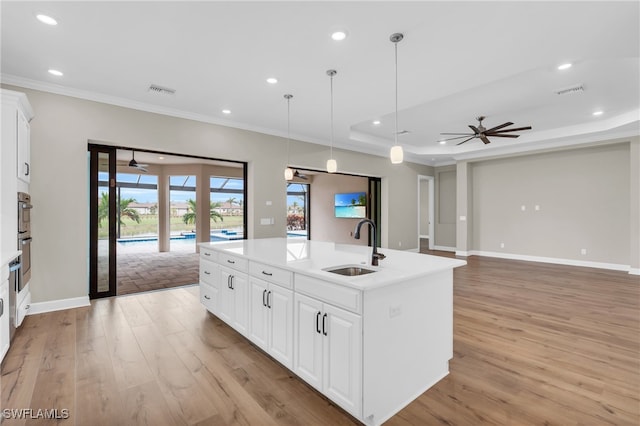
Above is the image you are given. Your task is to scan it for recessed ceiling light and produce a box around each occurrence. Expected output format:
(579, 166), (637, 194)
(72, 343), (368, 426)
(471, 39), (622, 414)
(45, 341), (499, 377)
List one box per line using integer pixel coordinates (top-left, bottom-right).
(439, 141), (447, 145)
(36, 14), (57, 25)
(557, 63), (572, 70)
(331, 31), (347, 41)
(266, 77), (278, 84)
(158, 156), (165, 160)
(222, 109), (231, 114)
(372, 120), (381, 125)
(48, 69), (63, 76)
(592, 110), (603, 116)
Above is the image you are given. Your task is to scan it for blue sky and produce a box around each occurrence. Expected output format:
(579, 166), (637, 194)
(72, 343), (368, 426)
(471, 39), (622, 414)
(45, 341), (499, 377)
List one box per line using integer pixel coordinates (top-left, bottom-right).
(334, 192), (365, 207)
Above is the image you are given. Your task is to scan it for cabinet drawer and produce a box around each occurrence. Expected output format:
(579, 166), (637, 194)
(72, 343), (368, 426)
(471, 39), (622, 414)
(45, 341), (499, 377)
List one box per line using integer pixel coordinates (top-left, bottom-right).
(250, 261), (293, 289)
(200, 249), (218, 262)
(200, 282), (217, 312)
(295, 274), (362, 314)
(200, 259), (218, 286)
(219, 252), (248, 272)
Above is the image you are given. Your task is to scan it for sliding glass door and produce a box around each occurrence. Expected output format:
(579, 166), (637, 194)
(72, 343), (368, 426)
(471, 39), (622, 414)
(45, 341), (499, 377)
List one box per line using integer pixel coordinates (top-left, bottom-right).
(89, 144), (117, 298)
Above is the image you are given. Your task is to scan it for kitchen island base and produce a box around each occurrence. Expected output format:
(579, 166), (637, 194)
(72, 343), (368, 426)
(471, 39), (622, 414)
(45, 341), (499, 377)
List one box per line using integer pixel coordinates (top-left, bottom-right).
(198, 239), (465, 425)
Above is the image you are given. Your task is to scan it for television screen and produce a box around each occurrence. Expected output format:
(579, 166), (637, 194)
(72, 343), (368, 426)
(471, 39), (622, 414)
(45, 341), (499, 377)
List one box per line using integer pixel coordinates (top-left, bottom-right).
(335, 192), (366, 218)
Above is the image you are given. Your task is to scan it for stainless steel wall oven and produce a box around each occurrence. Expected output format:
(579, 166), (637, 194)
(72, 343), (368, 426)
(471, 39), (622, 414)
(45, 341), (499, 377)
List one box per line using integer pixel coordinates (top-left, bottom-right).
(18, 192), (32, 286)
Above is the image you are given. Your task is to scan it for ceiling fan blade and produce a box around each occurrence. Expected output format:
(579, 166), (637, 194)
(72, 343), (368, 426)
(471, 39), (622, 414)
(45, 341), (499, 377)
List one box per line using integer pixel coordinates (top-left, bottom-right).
(485, 122), (513, 133)
(487, 134), (519, 138)
(440, 132), (474, 136)
(440, 135), (478, 141)
(456, 137), (476, 146)
(480, 135), (491, 144)
(490, 126), (532, 133)
(468, 125), (480, 134)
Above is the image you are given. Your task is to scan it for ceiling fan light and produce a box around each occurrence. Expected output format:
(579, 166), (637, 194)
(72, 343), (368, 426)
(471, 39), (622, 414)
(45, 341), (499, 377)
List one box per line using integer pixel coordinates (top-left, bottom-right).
(390, 145), (404, 164)
(284, 167), (294, 181)
(326, 158), (337, 173)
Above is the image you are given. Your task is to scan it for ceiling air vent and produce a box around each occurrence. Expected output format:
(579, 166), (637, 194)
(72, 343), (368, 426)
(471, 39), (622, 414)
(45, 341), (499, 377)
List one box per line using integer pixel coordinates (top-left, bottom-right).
(148, 84), (176, 96)
(555, 84), (585, 96)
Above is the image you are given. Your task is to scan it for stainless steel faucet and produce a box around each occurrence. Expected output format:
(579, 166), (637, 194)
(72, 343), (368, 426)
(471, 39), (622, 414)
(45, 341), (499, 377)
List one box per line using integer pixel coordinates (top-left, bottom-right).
(354, 219), (386, 266)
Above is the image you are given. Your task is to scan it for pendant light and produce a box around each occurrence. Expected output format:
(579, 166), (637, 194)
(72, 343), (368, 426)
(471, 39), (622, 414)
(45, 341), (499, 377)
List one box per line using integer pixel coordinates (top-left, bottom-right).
(390, 33), (404, 164)
(284, 94), (294, 181)
(326, 69), (338, 173)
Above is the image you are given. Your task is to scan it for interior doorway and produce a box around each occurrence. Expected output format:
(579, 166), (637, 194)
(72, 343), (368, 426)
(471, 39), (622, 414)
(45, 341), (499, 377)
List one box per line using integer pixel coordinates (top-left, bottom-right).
(418, 175), (435, 251)
(88, 144), (247, 298)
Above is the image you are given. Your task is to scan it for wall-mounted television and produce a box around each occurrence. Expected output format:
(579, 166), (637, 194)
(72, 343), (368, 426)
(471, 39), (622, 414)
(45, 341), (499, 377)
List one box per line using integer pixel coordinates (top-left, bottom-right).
(335, 192), (366, 218)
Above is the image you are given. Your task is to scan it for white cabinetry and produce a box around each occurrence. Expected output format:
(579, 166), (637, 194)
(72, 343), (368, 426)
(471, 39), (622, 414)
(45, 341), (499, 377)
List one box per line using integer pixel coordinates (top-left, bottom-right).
(248, 275), (294, 369)
(16, 108), (31, 184)
(218, 259), (249, 337)
(199, 255), (219, 313)
(294, 292), (362, 418)
(1, 264), (9, 362)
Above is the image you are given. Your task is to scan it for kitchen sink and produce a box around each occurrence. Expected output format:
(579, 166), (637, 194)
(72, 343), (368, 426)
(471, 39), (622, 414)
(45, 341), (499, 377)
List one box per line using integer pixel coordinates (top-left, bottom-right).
(324, 265), (377, 276)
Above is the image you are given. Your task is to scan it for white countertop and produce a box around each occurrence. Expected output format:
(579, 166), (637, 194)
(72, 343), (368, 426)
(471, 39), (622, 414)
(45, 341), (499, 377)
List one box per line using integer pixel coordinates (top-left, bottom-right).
(199, 238), (466, 290)
(0, 249), (21, 268)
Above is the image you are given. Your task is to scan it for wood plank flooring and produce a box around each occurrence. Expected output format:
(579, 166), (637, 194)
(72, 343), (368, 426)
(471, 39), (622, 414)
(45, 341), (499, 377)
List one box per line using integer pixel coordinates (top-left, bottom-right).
(1, 255), (638, 425)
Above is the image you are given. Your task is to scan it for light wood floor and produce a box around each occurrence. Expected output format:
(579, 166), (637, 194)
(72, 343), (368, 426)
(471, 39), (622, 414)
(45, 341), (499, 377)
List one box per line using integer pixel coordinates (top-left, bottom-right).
(1, 256), (638, 425)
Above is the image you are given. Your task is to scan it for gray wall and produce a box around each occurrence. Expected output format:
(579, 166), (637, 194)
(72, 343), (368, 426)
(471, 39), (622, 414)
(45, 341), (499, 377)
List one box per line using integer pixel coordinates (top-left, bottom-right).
(470, 143), (631, 265)
(419, 179), (429, 236)
(434, 167), (457, 248)
(6, 86), (433, 304)
(309, 173), (368, 244)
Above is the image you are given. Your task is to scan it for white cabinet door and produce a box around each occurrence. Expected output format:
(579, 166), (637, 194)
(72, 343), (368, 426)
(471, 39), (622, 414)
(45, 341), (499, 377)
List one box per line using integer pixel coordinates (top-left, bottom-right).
(323, 303), (362, 418)
(218, 267), (234, 324)
(249, 278), (269, 351)
(268, 283), (293, 369)
(16, 109), (30, 183)
(294, 293), (324, 391)
(231, 272), (249, 336)
(0, 278), (9, 362)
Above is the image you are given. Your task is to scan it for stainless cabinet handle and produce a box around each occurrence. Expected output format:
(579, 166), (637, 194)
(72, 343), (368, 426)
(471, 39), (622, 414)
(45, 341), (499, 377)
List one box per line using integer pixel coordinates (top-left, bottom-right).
(0, 298), (3, 316)
(204, 271), (210, 275)
(227, 259), (235, 264)
(262, 289), (267, 307)
(25, 162), (30, 176)
(316, 312), (321, 334)
(262, 271), (273, 276)
(204, 295), (211, 300)
(204, 252), (211, 256)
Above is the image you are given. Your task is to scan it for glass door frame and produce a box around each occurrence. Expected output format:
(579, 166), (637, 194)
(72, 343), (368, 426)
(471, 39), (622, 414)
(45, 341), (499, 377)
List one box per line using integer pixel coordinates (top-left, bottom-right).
(88, 144), (117, 298)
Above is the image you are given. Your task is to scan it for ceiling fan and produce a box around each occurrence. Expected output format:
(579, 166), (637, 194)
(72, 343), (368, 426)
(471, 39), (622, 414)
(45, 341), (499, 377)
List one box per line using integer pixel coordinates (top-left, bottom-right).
(128, 150), (148, 173)
(293, 170), (308, 180)
(440, 116), (532, 146)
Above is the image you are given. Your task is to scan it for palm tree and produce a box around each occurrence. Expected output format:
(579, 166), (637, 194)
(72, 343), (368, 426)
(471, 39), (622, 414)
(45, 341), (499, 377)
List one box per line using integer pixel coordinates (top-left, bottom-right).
(182, 199), (223, 224)
(98, 193), (141, 227)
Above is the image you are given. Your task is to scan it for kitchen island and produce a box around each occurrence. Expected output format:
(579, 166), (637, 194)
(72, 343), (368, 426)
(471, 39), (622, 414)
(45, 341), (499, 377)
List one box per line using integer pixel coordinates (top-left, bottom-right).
(198, 238), (466, 425)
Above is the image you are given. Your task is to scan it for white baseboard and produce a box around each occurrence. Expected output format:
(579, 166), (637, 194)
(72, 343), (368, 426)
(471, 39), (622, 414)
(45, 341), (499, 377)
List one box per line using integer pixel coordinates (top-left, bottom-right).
(433, 245), (456, 252)
(629, 268), (640, 276)
(468, 250), (631, 273)
(27, 296), (90, 315)
(405, 247), (420, 253)
(419, 234), (429, 239)
(455, 250), (470, 257)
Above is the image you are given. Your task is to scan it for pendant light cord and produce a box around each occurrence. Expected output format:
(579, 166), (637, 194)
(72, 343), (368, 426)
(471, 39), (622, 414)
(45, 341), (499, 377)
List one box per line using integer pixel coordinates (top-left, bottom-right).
(330, 73), (334, 158)
(394, 40), (398, 146)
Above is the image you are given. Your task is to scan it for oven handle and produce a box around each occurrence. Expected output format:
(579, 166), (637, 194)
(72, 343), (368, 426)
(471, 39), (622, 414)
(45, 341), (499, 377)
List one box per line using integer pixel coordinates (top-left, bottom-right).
(21, 203), (33, 210)
(20, 238), (33, 245)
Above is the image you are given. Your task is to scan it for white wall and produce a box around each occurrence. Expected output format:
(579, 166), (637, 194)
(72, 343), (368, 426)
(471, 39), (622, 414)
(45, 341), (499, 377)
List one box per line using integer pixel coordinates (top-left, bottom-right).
(419, 179), (429, 236)
(434, 166), (457, 248)
(4, 86), (433, 304)
(309, 173), (368, 245)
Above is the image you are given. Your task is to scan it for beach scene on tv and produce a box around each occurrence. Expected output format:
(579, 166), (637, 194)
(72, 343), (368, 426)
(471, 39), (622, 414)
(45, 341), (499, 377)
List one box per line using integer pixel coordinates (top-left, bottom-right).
(334, 192), (366, 218)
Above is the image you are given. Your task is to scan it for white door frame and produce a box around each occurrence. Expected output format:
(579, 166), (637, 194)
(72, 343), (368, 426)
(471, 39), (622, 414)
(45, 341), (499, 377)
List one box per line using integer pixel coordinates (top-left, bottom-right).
(417, 175), (435, 251)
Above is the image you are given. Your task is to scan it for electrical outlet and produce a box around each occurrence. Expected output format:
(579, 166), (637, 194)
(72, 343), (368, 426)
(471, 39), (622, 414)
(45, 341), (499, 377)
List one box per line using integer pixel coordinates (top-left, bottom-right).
(398, 241), (402, 247)
(389, 305), (402, 318)
(581, 248), (587, 255)
(521, 205), (526, 211)
(535, 205), (540, 211)
(500, 242), (505, 248)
